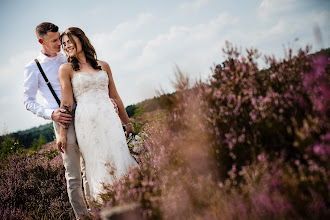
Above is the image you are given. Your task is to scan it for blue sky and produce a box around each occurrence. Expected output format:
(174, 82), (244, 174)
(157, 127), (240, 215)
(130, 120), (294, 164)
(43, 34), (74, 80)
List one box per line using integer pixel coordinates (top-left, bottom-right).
(0, 0), (329, 134)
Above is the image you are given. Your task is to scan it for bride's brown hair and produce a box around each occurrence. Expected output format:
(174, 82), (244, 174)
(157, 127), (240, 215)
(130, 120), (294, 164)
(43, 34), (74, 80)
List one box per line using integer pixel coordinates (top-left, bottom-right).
(61, 27), (101, 71)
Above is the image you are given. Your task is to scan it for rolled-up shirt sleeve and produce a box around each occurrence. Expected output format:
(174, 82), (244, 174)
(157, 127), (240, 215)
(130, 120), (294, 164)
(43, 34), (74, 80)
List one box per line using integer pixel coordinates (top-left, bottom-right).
(23, 64), (53, 120)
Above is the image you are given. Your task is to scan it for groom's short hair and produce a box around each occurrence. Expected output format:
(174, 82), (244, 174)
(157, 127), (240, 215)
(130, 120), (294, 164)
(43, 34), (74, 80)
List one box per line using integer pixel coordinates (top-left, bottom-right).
(36, 22), (59, 39)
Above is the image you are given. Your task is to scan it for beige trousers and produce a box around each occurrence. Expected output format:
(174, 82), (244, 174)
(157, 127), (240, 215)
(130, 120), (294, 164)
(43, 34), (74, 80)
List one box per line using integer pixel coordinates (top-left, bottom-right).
(53, 120), (90, 218)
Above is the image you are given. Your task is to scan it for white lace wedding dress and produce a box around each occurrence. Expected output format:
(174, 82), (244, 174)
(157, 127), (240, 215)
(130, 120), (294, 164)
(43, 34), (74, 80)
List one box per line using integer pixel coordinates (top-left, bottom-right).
(72, 70), (138, 200)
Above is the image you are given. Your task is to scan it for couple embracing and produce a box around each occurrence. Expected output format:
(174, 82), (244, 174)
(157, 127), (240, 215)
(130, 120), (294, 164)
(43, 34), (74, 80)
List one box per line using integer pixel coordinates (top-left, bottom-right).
(23, 22), (138, 219)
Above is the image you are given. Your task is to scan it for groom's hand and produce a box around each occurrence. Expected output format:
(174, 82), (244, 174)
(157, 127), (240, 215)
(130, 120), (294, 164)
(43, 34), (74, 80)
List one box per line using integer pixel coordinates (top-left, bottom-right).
(52, 109), (72, 128)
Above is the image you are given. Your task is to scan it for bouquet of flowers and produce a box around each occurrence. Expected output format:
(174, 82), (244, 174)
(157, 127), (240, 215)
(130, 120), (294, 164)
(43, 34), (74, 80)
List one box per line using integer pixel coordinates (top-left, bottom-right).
(127, 132), (147, 163)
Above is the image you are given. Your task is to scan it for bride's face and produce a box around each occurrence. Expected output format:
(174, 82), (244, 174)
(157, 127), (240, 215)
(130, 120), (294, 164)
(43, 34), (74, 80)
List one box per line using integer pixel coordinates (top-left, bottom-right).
(62, 34), (82, 58)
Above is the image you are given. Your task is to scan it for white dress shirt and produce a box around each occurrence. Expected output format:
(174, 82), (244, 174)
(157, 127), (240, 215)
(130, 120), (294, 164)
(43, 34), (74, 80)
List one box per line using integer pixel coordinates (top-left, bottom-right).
(23, 52), (67, 120)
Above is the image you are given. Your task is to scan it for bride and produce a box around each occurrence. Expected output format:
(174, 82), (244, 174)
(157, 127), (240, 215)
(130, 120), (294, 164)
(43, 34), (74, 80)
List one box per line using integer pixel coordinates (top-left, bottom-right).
(56, 27), (139, 201)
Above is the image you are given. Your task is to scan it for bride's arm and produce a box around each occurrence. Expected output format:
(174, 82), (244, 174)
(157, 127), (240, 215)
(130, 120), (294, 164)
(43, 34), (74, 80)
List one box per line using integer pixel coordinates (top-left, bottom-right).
(103, 61), (134, 135)
(57, 64), (74, 153)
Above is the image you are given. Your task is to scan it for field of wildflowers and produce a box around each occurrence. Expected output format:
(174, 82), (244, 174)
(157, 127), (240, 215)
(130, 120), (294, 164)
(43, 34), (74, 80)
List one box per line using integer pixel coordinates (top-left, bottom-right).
(0, 43), (329, 219)
(0, 146), (75, 219)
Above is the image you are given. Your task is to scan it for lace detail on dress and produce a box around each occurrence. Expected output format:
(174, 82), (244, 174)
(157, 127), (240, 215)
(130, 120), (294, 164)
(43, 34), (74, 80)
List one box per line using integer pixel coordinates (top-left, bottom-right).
(72, 71), (138, 200)
(72, 71), (109, 99)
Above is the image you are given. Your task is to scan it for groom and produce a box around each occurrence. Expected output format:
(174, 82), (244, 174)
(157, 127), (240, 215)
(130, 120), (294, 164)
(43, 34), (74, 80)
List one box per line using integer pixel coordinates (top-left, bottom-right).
(23, 22), (90, 219)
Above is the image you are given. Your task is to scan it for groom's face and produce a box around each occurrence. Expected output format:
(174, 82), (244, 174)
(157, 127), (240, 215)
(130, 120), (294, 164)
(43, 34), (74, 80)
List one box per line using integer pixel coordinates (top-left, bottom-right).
(41, 31), (61, 53)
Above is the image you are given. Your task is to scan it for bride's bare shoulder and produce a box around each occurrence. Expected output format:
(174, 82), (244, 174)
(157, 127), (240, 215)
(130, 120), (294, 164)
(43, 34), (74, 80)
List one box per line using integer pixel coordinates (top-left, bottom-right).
(59, 63), (73, 71)
(59, 63), (73, 76)
(97, 60), (110, 70)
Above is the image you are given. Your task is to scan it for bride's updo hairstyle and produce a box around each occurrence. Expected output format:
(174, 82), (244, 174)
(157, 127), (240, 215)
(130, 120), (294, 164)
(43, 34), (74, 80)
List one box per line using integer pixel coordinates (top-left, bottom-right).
(61, 27), (101, 71)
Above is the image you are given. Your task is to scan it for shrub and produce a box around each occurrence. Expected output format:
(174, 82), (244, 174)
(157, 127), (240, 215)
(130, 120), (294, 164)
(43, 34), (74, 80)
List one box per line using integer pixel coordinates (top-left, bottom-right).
(0, 136), (24, 160)
(0, 149), (74, 219)
(94, 44), (329, 219)
(204, 42), (329, 177)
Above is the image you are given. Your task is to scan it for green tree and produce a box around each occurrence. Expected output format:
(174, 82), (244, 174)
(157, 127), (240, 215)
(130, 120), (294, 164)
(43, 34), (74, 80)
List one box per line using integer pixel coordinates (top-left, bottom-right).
(0, 136), (24, 159)
(133, 104), (144, 117)
(125, 104), (137, 117)
(31, 134), (47, 151)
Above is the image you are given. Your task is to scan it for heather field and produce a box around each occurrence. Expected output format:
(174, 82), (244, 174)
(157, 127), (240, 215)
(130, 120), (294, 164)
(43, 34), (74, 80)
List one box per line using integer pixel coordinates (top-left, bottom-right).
(1, 44), (329, 219)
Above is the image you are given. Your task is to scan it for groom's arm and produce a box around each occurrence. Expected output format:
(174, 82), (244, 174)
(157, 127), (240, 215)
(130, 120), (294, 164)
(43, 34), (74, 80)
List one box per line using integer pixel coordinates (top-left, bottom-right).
(23, 63), (54, 120)
(23, 62), (72, 127)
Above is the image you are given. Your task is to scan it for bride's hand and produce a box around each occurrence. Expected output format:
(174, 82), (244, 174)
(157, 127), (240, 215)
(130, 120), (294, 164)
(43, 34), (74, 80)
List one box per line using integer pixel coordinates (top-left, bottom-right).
(125, 124), (134, 138)
(56, 135), (67, 153)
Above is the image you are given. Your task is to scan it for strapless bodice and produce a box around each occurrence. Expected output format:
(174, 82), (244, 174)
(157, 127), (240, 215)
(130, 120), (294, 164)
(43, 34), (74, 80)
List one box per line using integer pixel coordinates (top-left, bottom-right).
(71, 71), (109, 104)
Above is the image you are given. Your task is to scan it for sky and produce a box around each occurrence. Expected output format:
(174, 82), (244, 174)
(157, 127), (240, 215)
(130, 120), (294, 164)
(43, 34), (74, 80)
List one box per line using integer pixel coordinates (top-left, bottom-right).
(0, 0), (329, 134)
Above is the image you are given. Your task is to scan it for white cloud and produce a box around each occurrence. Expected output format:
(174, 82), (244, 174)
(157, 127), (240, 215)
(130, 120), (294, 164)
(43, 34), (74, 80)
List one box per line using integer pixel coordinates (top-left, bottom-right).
(255, 7), (329, 50)
(87, 12), (236, 106)
(310, 10), (329, 27)
(179, 0), (209, 11)
(0, 49), (39, 107)
(127, 13), (235, 71)
(258, 0), (297, 21)
(91, 13), (154, 62)
(86, 6), (105, 16)
(0, 50), (38, 83)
